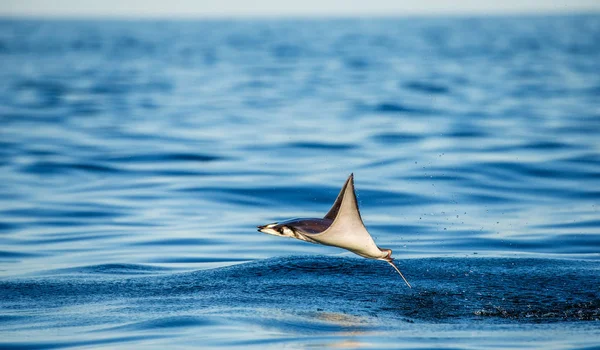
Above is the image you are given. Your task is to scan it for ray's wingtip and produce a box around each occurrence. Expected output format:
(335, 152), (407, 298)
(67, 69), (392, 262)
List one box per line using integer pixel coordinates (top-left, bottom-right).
(347, 172), (355, 184)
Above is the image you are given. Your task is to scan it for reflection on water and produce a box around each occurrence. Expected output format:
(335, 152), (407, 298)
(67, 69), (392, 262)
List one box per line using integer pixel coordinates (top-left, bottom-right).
(311, 313), (370, 349)
(0, 15), (599, 349)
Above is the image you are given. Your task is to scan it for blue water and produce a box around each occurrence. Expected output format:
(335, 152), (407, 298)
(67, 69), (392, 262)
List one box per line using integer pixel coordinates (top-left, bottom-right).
(1, 15), (599, 349)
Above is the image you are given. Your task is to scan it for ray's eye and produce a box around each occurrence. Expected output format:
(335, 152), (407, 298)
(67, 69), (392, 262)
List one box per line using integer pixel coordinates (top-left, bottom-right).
(278, 227), (285, 235)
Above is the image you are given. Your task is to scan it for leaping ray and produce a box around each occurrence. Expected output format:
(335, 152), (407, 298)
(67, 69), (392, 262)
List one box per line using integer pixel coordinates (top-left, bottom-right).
(258, 174), (411, 288)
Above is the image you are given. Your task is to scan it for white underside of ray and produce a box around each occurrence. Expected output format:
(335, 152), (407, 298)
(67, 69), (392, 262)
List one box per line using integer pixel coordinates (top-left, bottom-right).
(305, 174), (386, 260)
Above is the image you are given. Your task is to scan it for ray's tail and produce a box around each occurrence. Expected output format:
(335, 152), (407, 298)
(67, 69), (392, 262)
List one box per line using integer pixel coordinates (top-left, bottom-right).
(386, 260), (412, 288)
(379, 248), (412, 288)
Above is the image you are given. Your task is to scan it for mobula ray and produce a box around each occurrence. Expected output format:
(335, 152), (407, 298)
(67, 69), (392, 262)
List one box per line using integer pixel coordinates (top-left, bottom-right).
(258, 174), (411, 288)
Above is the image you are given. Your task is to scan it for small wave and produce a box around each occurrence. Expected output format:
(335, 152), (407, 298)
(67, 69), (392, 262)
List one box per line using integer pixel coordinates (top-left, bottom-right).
(269, 255), (350, 273)
(0, 315), (29, 324)
(0, 335), (166, 350)
(447, 130), (488, 138)
(370, 132), (422, 144)
(90, 79), (171, 96)
(20, 160), (120, 175)
(0, 222), (20, 233)
(404, 81), (450, 94)
(563, 153), (600, 166)
(0, 250), (42, 259)
(535, 219), (600, 229)
(107, 152), (224, 163)
(178, 184), (339, 207)
(3, 207), (124, 220)
(371, 102), (432, 115)
(42, 263), (174, 276)
(521, 141), (576, 150)
(250, 312), (371, 335)
(149, 257), (251, 264)
(130, 238), (225, 247)
(285, 142), (356, 151)
(97, 315), (218, 332)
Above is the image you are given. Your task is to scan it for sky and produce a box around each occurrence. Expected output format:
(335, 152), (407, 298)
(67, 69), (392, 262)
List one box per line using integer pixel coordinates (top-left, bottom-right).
(1, 0), (599, 18)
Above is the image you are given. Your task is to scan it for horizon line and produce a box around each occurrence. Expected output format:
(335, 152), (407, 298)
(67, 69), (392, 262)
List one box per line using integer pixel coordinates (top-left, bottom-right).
(1, 9), (598, 21)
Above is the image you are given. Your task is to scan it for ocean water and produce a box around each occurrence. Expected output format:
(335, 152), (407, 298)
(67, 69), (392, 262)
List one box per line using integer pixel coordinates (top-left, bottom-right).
(1, 15), (599, 349)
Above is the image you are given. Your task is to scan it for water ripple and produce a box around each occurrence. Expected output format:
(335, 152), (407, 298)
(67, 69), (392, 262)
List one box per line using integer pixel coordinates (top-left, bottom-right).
(1, 16), (599, 349)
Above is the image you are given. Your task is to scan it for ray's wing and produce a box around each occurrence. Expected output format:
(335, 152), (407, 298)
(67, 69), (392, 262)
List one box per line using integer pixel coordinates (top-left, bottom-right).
(311, 174), (384, 259)
(323, 174), (351, 221)
(291, 174), (412, 287)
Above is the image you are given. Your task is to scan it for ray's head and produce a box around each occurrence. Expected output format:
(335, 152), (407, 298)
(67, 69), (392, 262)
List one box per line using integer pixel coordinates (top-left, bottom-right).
(257, 222), (295, 238)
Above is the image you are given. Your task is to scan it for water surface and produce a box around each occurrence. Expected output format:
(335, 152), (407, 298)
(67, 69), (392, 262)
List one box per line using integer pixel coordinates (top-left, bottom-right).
(1, 15), (599, 349)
